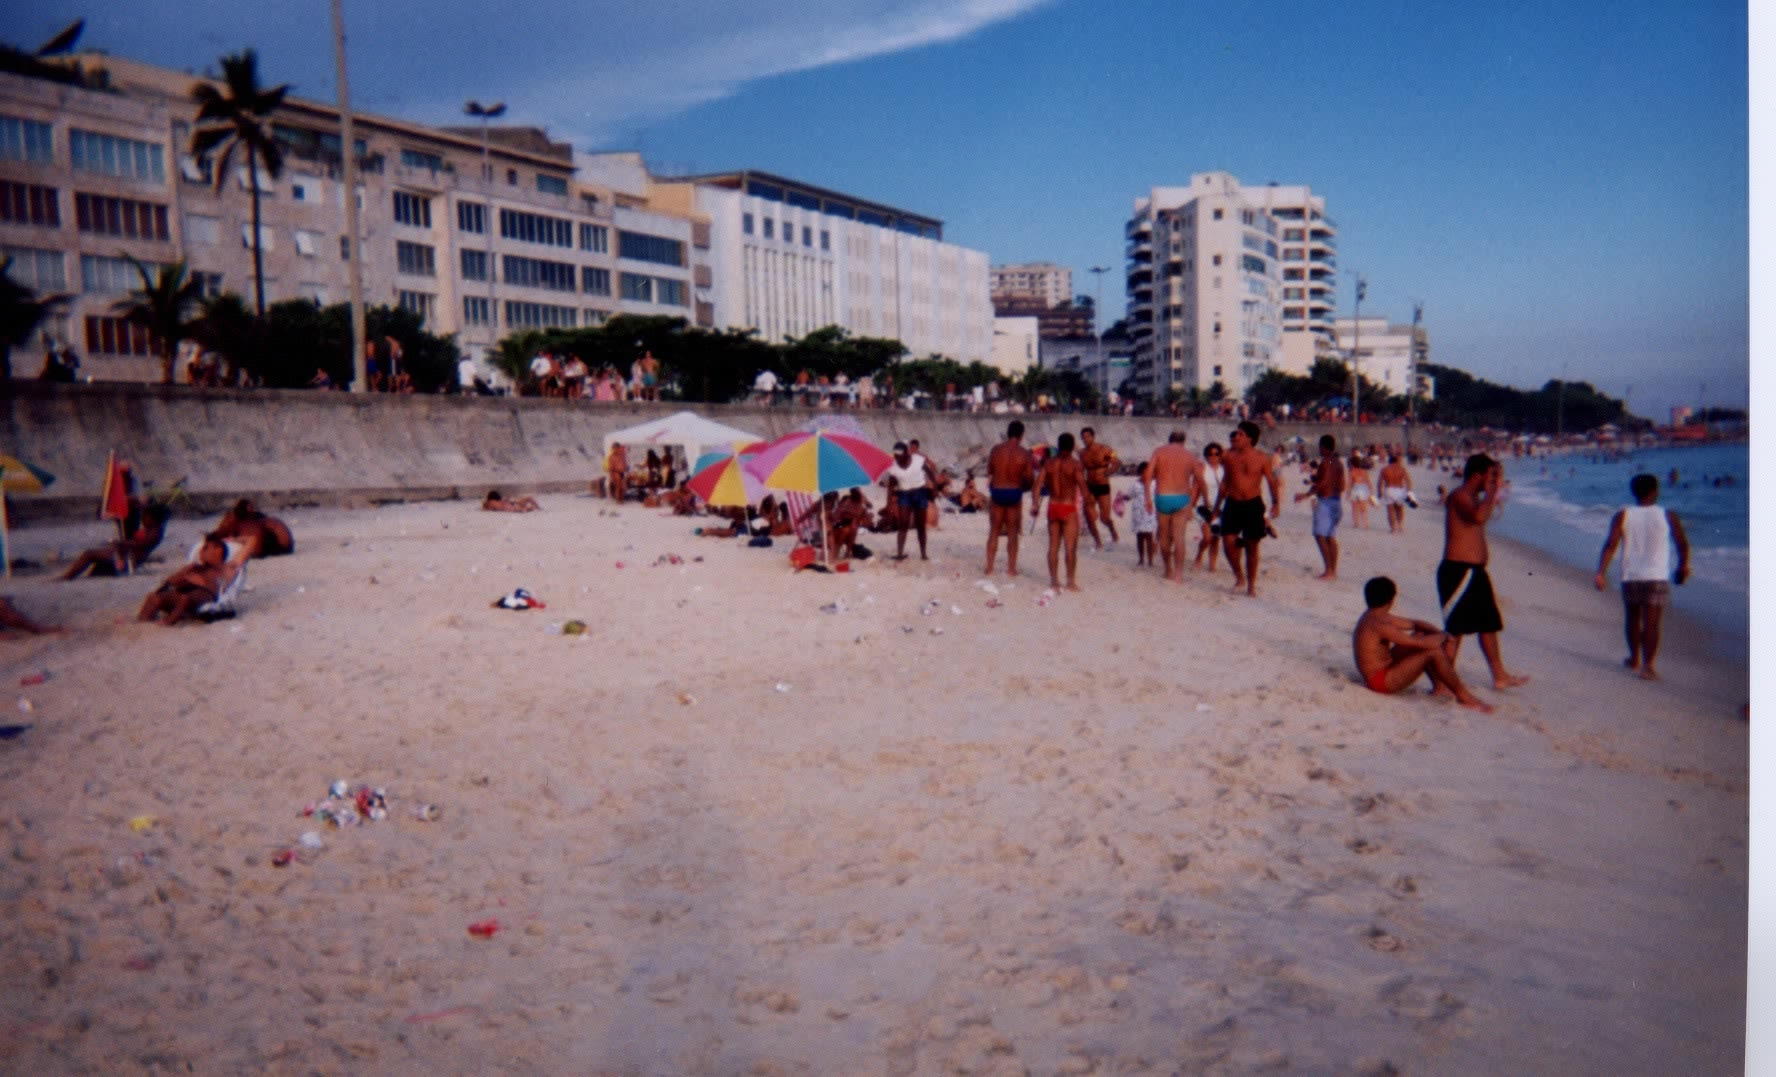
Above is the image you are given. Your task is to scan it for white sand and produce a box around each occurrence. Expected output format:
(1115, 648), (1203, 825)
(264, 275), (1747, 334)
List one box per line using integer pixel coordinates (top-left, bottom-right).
(0, 469), (1747, 1075)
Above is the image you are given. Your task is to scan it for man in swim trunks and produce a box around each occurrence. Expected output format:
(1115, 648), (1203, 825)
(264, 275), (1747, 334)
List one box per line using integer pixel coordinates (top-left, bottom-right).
(1354, 576), (1492, 711)
(1215, 421), (1281, 597)
(1594, 473), (1690, 680)
(1379, 453), (1413, 533)
(882, 442), (938, 561)
(1031, 432), (1089, 591)
(983, 420), (1036, 576)
(1146, 430), (1206, 583)
(1439, 454), (1530, 689)
(1078, 427), (1120, 549)
(1293, 434), (1346, 581)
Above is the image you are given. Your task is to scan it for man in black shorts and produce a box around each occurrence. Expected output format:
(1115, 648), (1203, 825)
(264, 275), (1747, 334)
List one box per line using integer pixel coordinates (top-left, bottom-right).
(1438, 453), (1529, 689)
(1214, 421), (1281, 597)
(1078, 427), (1120, 549)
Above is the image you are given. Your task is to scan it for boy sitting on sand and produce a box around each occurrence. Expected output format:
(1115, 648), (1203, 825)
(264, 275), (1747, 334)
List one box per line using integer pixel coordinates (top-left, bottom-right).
(1353, 576), (1492, 712)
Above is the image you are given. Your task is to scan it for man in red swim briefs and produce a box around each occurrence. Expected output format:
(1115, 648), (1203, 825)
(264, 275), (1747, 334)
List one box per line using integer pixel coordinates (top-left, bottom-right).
(1353, 576), (1491, 712)
(1031, 432), (1089, 592)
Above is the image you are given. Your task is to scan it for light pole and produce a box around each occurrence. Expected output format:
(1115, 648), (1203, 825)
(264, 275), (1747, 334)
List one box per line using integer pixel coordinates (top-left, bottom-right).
(1088, 265), (1109, 412)
(1347, 272), (1366, 424)
(332, 0), (366, 392)
(465, 100), (504, 367)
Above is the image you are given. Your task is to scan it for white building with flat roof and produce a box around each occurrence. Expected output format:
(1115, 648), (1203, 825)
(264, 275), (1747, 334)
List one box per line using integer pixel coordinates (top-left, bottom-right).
(989, 315), (1038, 375)
(1331, 315), (1425, 399)
(990, 261), (1071, 309)
(1125, 172), (1334, 403)
(650, 168), (993, 363)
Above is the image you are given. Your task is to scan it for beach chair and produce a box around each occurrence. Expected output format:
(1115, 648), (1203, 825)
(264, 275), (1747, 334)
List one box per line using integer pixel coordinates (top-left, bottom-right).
(784, 490), (831, 565)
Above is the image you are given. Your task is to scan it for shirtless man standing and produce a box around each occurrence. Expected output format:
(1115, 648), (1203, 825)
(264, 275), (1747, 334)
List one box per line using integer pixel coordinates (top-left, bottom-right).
(1293, 434), (1346, 580)
(1078, 427), (1121, 549)
(1031, 432), (1089, 591)
(606, 442), (629, 503)
(1146, 431), (1205, 583)
(1439, 454), (1530, 689)
(1379, 453), (1413, 533)
(983, 420), (1036, 576)
(1354, 576), (1492, 712)
(1215, 421), (1281, 597)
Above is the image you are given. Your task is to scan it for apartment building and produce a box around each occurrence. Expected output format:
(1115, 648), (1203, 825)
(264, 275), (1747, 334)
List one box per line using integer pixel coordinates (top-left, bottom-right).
(1330, 315), (1426, 399)
(648, 167), (994, 364)
(0, 53), (707, 382)
(1124, 172), (1334, 403)
(990, 261), (1071, 309)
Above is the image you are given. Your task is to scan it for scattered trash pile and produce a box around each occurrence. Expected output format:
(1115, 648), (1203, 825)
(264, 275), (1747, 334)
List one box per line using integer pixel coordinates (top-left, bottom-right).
(492, 588), (545, 610)
(272, 779), (439, 867)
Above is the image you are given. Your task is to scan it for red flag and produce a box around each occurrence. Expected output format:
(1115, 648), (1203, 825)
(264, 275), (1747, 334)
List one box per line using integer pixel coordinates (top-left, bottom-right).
(100, 452), (130, 523)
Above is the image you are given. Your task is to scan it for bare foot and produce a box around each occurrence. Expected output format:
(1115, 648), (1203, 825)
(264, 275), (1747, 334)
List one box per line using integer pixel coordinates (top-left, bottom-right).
(1065, 583), (1081, 592)
(1049, 578), (1062, 590)
(1639, 668), (1660, 681)
(1007, 568), (1019, 577)
(1493, 672), (1531, 689)
(1163, 571), (1178, 582)
(1457, 695), (1495, 713)
(1623, 656), (1640, 670)
(1315, 572), (1336, 580)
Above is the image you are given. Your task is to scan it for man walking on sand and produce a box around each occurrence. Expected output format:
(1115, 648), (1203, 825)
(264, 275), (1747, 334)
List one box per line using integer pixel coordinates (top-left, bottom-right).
(1216, 421), (1281, 597)
(983, 421), (1036, 576)
(1147, 431), (1206, 583)
(1031, 432), (1089, 591)
(1594, 473), (1690, 680)
(1294, 434), (1346, 580)
(1439, 454), (1531, 689)
(1078, 427), (1121, 549)
(1379, 453), (1413, 533)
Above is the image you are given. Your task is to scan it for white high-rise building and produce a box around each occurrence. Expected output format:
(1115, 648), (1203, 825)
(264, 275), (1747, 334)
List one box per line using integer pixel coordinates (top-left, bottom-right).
(650, 169), (993, 363)
(990, 261), (1071, 309)
(1125, 172), (1335, 402)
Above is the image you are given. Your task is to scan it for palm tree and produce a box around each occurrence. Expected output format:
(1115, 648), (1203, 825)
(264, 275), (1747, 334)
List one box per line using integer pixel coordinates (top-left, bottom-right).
(0, 256), (69, 381)
(115, 256), (203, 384)
(190, 51), (287, 316)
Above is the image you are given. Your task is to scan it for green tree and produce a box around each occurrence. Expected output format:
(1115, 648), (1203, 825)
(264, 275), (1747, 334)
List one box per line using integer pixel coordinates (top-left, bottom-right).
(114, 256), (203, 385)
(190, 50), (287, 316)
(189, 292), (259, 385)
(0, 255), (68, 381)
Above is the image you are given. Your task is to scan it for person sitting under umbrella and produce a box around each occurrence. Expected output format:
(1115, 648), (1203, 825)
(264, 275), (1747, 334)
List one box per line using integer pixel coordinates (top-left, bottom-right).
(61, 503), (171, 580)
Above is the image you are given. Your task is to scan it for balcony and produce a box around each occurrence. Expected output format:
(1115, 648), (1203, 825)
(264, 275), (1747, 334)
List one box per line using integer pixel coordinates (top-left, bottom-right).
(1127, 267), (1153, 287)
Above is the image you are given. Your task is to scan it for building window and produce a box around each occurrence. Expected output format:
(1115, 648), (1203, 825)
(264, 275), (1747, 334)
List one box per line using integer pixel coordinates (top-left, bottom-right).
(463, 295), (491, 326)
(85, 315), (156, 356)
(820, 230), (830, 251)
(340, 235), (351, 260)
(2, 246), (64, 291)
(506, 168), (518, 185)
(69, 129), (165, 184)
(656, 279), (687, 307)
(1212, 208), (1223, 220)
(393, 191), (432, 227)
(537, 173), (568, 196)
(582, 266), (611, 295)
(458, 201), (485, 234)
(1211, 254), (1221, 267)
(499, 208), (573, 247)
(461, 249), (488, 281)
(400, 148), (444, 171)
(0, 181), (59, 227)
(291, 179), (310, 201)
(743, 213), (754, 235)
(293, 229), (320, 257)
(503, 300), (576, 329)
(0, 115), (54, 163)
(396, 290), (435, 323)
(396, 241), (436, 276)
(584, 308), (610, 326)
(619, 272), (653, 302)
(74, 193), (170, 240)
(502, 254), (576, 291)
(193, 271), (223, 297)
(617, 231), (685, 267)
(80, 254), (142, 295)
(762, 219), (774, 240)
(579, 223), (608, 252)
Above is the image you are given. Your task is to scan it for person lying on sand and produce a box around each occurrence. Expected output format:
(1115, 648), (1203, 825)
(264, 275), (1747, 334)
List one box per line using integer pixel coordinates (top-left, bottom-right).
(1353, 576), (1492, 712)
(61, 503), (171, 580)
(0, 596), (62, 634)
(214, 499), (294, 557)
(137, 534), (245, 626)
(482, 490), (541, 513)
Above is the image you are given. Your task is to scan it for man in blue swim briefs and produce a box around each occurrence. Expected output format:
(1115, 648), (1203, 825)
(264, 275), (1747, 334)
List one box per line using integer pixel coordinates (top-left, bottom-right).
(1146, 430), (1206, 583)
(983, 421), (1036, 576)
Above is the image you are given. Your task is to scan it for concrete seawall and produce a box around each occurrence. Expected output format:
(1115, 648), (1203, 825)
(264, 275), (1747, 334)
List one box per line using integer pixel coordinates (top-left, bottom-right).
(0, 383), (1417, 524)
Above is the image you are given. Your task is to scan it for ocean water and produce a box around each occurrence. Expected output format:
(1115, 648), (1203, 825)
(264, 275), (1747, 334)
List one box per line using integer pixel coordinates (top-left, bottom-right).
(1479, 442), (1749, 660)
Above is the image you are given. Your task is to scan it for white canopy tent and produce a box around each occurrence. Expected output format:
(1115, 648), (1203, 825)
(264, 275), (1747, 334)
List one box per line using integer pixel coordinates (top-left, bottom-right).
(601, 411), (765, 466)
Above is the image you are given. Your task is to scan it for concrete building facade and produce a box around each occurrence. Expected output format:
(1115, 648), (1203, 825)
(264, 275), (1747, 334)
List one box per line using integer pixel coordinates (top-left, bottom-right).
(0, 54), (708, 382)
(989, 315), (1039, 376)
(650, 168), (993, 364)
(1124, 172), (1334, 404)
(990, 261), (1071, 309)
(1331, 315), (1427, 400)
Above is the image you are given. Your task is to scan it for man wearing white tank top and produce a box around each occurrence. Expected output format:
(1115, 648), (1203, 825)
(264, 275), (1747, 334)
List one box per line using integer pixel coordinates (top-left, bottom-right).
(1594, 473), (1691, 680)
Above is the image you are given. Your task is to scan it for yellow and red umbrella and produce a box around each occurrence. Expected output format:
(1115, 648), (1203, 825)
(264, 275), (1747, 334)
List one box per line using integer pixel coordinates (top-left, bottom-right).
(685, 452), (765, 509)
(0, 454), (55, 580)
(742, 431), (892, 495)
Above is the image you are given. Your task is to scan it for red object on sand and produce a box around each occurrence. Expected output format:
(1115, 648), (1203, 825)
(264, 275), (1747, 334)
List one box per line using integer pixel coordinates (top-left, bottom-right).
(99, 452), (130, 524)
(467, 919), (501, 938)
(271, 849), (294, 867)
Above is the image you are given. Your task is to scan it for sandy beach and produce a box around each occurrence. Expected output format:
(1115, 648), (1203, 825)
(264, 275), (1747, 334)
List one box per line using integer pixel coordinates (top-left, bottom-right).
(0, 466), (1747, 1075)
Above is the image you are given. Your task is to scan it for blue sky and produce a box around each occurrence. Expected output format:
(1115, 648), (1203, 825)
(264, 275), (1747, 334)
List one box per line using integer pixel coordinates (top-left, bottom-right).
(18, 0), (1749, 420)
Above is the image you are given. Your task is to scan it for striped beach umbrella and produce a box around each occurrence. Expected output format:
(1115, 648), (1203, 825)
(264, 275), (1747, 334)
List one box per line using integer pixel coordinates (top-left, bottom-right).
(742, 431), (893, 495)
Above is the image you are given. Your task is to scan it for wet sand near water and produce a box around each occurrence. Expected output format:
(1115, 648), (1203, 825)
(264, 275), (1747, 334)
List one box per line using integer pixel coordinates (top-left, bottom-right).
(0, 472), (1747, 1074)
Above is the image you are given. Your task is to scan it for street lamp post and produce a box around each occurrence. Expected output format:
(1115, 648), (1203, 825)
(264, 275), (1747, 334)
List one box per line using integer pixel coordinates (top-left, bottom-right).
(464, 100), (505, 369)
(1347, 272), (1366, 424)
(332, 0), (367, 392)
(1088, 265), (1109, 413)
